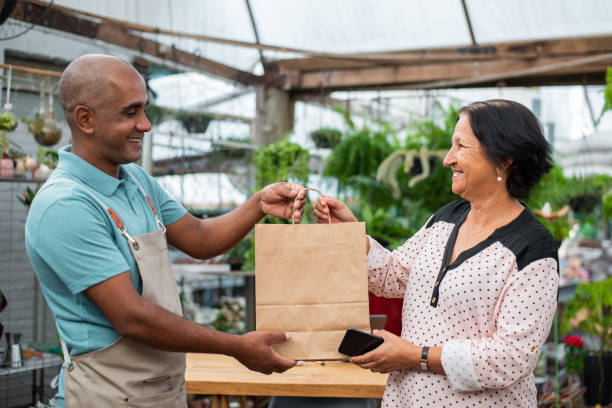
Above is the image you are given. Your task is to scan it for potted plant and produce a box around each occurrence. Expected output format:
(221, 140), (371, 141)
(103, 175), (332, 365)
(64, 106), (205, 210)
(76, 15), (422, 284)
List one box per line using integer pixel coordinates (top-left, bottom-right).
(0, 131), (14, 177)
(310, 127), (341, 149)
(34, 147), (59, 178)
(144, 103), (166, 126)
(22, 112), (62, 146)
(17, 186), (39, 208)
(175, 110), (214, 133)
(0, 109), (18, 131)
(561, 277), (612, 406)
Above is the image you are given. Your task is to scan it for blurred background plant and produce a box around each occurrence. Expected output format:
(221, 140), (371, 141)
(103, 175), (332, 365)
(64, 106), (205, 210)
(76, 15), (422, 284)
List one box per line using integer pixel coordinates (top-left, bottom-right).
(17, 186), (38, 208)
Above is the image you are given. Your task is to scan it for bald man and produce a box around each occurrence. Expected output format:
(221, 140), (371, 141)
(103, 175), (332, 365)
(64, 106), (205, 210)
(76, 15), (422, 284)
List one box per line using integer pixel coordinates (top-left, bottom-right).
(25, 54), (305, 408)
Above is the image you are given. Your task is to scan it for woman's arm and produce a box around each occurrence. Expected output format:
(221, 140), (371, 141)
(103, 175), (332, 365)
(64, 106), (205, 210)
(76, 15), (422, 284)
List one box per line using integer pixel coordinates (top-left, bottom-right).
(351, 258), (558, 388)
(440, 258), (558, 391)
(350, 330), (445, 375)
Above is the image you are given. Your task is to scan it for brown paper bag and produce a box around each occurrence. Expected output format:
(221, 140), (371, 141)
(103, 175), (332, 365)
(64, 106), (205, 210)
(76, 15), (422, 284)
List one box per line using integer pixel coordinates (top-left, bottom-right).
(255, 221), (370, 360)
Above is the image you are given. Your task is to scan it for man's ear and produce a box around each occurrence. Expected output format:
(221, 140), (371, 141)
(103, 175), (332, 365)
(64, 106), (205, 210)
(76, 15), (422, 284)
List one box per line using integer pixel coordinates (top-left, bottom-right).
(74, 105), (95, 135)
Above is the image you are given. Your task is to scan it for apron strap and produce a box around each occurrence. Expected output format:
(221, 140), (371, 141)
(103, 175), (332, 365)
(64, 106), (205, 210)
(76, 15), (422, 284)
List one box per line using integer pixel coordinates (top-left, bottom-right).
(39, 178), (139, 247)
(123, 167), (166, 233)
(39, 172), (166, 369)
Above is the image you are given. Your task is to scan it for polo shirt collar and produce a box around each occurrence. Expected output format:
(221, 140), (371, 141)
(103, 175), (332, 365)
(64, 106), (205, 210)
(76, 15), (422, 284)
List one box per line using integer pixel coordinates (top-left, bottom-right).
(56, 145), (128, 196)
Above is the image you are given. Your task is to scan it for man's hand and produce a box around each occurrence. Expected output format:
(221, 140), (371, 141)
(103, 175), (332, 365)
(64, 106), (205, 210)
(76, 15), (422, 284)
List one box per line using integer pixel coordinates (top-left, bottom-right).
(259, 182), (306, 222)
(349, 330), (418, 374)
(234, 331), (296, 374)
(314, 195), (358, 224)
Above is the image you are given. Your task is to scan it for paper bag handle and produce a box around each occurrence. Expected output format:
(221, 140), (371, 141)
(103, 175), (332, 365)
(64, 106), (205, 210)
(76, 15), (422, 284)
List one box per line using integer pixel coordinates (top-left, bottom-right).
(293, 187), (331, 224)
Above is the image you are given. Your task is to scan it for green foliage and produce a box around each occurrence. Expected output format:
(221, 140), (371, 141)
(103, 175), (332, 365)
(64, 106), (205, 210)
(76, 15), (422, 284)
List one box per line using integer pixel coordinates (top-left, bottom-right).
(211, 299), (245, 333)
(603, 191), (612, 220)
(175, 110), (214, 133)
(144, 103), (166, 126)
(0, 132), (10, 158)
(596, 66), (612, 125)
(37, 147), (59, 169)
(243, 137), (311, 270)
(561, 277), (612, 355)
(21, 113), (45, 136)
(310, 127), (342, 148)
(352, 202), (414, 249)
(527, 166), (612, 240)
(324, 123), (396, 208)
(397, 104), (458, 213)
(564, 337), (586, 375)
(254, 137), (309, 189)
(322, 102), (459, 249)
(0, 132), (23, 159)
(17, 186), (38, 208)
(0, 110), (18, 131)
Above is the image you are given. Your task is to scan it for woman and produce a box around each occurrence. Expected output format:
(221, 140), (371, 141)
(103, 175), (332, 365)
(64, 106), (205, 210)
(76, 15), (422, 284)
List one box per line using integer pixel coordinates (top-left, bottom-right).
(314, 100), (559, 407)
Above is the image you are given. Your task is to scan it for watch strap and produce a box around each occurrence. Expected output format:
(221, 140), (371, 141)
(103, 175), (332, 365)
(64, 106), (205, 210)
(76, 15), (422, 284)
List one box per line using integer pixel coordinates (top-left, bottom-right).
(420, 346), (430, 371)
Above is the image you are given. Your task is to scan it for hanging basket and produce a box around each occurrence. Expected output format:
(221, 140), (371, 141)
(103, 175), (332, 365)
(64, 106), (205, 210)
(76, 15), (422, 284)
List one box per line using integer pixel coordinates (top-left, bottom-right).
(0, 109), (18, 131)
(310, 128), (341, 149)
(176, 111), (214, 133)
(24, 113), (62, 146)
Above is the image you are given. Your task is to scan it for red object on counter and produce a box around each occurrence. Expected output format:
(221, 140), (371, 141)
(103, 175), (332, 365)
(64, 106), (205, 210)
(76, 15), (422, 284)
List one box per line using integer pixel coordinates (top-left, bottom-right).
(368, 292), (403, 336)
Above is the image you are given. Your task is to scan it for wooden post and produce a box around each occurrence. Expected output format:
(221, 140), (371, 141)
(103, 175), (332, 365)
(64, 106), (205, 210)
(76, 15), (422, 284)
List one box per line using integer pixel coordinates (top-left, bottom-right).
(252, 85), (294, 147)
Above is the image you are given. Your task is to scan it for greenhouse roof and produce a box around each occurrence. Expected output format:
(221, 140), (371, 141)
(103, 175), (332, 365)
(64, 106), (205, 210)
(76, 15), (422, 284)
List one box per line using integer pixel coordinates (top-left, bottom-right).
(8, 0), (612, 92)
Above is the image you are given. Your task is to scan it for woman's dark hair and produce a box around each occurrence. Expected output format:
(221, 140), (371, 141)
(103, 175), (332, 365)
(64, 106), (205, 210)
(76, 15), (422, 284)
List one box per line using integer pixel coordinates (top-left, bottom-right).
(458, 99), (553, 199)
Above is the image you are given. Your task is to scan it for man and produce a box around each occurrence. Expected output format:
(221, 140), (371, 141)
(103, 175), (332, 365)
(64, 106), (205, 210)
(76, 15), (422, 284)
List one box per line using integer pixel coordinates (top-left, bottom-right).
(25, 54), (305, 407)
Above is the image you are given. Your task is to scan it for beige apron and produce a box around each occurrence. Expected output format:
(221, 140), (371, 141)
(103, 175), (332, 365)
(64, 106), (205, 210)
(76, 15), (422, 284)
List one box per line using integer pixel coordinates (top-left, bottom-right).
(43, 173), (187, 408)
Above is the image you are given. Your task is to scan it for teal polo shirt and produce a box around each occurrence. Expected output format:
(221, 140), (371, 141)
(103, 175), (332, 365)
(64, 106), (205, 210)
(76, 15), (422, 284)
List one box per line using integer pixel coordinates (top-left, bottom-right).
(25, 145), (187, 404)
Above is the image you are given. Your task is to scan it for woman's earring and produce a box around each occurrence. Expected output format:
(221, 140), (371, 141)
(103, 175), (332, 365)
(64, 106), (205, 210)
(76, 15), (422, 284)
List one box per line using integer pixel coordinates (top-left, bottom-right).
(496, 170), (503, 182)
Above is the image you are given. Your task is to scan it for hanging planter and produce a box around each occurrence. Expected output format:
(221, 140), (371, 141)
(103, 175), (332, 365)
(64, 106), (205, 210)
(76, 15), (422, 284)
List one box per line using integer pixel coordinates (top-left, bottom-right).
(23, 87), (62, 146)
(0, 110), (17, 132)
(310, 127), (341, 149)
(0, 66), (18, 132)
(175, 110), (214, 133)
(144, 103), (166, 126)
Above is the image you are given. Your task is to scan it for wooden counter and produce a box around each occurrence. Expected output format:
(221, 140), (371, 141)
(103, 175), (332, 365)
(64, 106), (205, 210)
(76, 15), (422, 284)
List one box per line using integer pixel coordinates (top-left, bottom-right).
(186, 353), (387, 407)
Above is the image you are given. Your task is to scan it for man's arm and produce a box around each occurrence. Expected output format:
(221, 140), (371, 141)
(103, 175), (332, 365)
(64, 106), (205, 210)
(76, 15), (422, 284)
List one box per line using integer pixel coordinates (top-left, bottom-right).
(85, 271), (295, 374)
(166, 182), (305, 259)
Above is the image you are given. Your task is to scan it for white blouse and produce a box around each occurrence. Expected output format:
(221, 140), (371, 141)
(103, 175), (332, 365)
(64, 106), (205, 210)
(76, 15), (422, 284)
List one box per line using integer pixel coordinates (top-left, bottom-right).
(367, 200), (559, 407)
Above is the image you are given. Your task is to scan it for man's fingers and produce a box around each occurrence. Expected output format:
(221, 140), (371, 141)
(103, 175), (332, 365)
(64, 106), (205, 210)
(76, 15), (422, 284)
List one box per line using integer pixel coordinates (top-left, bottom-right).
(274, 357), (297, 372)
(265, 331), (292, 345)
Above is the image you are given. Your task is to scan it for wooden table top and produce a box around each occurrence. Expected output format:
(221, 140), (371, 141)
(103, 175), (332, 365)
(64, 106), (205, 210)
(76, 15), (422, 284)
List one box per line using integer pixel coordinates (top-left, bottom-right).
(186, 353), (388, 398)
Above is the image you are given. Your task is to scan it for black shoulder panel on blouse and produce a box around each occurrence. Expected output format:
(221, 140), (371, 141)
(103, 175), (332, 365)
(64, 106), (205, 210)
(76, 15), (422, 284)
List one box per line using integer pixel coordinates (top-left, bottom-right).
(426, 200), (470, 228)
(497, 208), (559, 272)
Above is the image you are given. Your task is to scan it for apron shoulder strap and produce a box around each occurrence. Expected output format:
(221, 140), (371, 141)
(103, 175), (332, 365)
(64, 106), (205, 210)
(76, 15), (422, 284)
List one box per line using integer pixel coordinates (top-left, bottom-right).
(39, 178), (127, 232)
(122, 166), (166, 232)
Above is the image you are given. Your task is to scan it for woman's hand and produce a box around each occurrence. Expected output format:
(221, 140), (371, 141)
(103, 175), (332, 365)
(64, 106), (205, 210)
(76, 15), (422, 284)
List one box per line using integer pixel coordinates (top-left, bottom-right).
(314, 195), (358, 224)
(350, 330), (420, 374)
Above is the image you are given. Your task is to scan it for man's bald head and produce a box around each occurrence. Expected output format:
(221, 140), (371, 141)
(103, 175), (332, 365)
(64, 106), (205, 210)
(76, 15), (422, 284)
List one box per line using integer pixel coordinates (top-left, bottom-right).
(58, 54), (144, 123)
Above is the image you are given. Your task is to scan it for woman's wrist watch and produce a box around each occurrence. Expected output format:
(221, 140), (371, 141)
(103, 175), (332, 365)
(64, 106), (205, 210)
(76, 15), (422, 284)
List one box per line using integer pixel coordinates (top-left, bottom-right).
(420, 346), (430, 371)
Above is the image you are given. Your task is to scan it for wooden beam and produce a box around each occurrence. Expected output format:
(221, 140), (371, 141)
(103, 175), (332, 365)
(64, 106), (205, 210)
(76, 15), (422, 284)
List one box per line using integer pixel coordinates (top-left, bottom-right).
(0, 62), (61, 78)
(288, 53), (612, 92)
(273, 34), (612, 72)
(12, 1), (272, 86)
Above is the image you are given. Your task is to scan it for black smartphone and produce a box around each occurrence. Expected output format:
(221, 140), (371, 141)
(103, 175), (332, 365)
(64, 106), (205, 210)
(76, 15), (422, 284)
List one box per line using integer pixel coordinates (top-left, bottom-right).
(338, 328), (384, 356)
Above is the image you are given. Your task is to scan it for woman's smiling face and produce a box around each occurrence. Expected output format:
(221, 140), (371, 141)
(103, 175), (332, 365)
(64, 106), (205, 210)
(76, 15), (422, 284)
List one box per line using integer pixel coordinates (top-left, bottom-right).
(443, 113), (498, 201)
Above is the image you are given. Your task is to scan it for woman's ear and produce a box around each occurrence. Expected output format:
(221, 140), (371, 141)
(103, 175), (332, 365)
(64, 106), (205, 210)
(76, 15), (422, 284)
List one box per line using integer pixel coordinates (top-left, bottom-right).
(74, 105), (95, 135)
(501, 157), (514, 171)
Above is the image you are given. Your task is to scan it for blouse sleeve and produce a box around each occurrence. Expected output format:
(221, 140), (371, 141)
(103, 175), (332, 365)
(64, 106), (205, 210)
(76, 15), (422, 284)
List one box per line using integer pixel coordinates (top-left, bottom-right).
(367, 221), (432, 298)
(441, 257), (559, 391)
